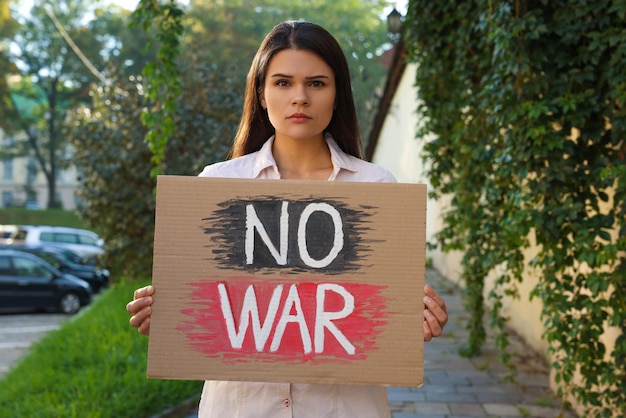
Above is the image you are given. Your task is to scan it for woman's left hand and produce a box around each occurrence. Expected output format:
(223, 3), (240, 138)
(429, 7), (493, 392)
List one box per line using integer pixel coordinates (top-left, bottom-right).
(423, 284), (448, 341)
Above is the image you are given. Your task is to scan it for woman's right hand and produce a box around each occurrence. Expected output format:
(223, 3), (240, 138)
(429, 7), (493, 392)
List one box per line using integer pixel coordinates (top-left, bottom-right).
(126, 285), (155, 336)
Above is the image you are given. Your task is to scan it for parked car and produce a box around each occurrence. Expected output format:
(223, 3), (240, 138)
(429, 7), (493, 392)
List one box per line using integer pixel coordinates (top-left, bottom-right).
(11, 225), (105, 258)
(0, 244), (110, 292)
(0, 225), (19, 244)
(0, 249), (92, 314)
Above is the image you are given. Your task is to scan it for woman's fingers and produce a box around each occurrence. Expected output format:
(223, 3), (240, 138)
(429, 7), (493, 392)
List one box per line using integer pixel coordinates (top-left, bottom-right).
(126, 285), (155, 336)
(134, 285), (155, 301)
(129, 304), (152, 335)
(424, 285), (448, 325)
(423, 284), (448, 341)
(423, 308), (441, 341)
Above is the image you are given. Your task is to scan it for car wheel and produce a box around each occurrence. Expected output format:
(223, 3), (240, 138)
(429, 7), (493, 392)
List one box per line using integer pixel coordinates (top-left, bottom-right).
(59, 292), (81, 314)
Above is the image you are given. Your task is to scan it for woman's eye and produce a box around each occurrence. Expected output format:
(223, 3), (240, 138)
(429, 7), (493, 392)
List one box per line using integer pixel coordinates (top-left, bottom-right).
(276, 80), (290, 87)
(310, 80), (324, 88)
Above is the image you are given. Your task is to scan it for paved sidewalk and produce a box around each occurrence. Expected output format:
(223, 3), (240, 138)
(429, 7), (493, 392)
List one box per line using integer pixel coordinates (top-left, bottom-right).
(168, 269), (577, 418)
(385, 269), (577, 418)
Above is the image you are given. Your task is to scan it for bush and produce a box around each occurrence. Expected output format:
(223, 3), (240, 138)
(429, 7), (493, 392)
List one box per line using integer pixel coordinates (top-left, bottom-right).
(406, 0), (626, 414)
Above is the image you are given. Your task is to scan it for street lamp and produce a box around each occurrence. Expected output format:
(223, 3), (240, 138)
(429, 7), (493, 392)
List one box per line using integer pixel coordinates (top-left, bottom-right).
(387, 7), (402, 38)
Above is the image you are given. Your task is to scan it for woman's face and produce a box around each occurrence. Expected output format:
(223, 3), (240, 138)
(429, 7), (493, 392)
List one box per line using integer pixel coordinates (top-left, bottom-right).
(261, 48), (336, 143)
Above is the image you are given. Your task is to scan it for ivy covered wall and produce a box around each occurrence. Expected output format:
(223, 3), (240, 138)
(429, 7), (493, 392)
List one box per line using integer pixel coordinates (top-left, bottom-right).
(404, 0), (625, 415)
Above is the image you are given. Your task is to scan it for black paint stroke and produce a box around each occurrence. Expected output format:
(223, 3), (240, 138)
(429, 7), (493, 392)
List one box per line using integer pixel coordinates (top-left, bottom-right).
(200, 196), (380, 275)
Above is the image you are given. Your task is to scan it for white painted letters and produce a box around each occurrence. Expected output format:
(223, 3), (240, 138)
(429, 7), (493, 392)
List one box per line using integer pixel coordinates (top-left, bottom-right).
(218, 283), (355, 355)
(246, 201), (289, 265)
(314, 283), (355, 355)
(218, 283), (283, 351)
(245, 201), (344, 268)
(236, 201), (353, 356)
(298, 203), (344, 268)
(270, 284), (312, 353)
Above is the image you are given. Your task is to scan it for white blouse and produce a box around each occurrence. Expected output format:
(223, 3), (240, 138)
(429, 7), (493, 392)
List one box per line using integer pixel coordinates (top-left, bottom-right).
(197, 133), (396, 418)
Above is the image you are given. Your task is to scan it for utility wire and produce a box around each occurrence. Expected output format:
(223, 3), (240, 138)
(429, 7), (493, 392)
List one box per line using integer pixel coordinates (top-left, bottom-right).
(43, 3), (128, 96)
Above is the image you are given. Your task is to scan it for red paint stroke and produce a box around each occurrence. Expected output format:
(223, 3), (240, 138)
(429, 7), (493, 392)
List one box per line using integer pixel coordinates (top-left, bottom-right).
(176, 276), (389, 364)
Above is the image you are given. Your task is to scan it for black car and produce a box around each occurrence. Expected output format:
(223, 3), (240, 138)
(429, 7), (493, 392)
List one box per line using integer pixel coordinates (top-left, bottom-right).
(0, 244), (110, 292)
(0, 249), (92, 314)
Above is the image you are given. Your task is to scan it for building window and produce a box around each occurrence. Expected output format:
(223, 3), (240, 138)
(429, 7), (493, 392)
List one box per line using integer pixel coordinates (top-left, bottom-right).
(2, 159), (13, 180)
(26, 191), (37, 205)
(27, 158), (38, 183)
(54, 191), (63, 209)
(2, 191), (13, 207)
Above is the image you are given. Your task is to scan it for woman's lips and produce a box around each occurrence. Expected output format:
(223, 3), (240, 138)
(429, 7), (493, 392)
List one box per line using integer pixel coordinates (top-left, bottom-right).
(288, 113), (312, 122)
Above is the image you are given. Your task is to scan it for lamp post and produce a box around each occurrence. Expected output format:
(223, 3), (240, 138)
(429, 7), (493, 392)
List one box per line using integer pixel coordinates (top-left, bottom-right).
(387, 7), (402, 41)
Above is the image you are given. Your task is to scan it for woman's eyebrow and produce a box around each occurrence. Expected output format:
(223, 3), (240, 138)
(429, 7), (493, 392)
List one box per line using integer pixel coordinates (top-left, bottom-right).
(269, 73), (330, 80)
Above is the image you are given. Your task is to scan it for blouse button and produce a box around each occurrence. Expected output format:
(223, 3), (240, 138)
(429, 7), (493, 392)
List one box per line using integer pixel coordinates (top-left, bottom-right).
(284, 399), (290, 407)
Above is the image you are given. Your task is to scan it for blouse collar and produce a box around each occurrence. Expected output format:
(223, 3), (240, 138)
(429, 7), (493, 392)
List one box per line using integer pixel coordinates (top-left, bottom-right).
(252, 132), (359, 179)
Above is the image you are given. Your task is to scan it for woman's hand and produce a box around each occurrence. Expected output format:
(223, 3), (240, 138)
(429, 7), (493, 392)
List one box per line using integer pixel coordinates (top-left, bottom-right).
(423, 284), (448, 341)
(126, 285), (155, 336)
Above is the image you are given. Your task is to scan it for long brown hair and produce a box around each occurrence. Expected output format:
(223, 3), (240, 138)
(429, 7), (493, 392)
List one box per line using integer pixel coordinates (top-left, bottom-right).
(229, 21), (362, 159)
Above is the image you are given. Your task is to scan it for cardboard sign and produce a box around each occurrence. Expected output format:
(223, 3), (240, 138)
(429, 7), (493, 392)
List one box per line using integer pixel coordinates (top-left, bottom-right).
(147, 175), (426, 387)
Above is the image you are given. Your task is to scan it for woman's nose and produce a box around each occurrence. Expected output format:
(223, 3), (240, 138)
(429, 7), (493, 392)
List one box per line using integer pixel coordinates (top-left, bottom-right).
(292, 85), (309, 106)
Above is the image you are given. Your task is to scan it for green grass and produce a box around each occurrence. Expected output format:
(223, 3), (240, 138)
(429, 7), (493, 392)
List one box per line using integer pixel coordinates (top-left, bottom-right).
(0, 208), (88, 229)
(0, 280), (203, 418)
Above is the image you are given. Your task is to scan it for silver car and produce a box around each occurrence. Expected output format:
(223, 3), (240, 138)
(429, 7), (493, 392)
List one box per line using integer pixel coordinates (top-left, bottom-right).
(11, 225), (105, 258)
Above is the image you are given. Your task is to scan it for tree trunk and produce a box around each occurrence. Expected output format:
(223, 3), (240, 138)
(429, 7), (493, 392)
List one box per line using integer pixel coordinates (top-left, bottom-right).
(46, 77), (58, 209)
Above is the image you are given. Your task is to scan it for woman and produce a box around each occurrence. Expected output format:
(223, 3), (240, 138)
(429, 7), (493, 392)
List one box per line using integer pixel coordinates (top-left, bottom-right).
(127, 21), (448, 417)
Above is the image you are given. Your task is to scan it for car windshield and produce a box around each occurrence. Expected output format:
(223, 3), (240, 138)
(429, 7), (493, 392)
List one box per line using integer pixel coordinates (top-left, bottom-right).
(78, 234), (98, 246)
(13, 256), (56, 279)
(59, 249), (84, 264)
(33, 252), (63, 269)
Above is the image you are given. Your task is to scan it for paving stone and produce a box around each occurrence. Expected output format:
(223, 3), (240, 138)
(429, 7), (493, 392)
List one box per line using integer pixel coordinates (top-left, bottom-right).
(420, 384), (457, 395)
(389, 400), (417, 414)
(448, 402), (487, 416)
(518, 404), (569, 417)
(483, 403), (526, 416)
(515, 373), (552, 388)
(455, 383), (509, 394)
(410, 402), (451, 415)
(387, 390), (426, 402)
(425, 392), (478, 403)
(473, 392), (526, 403)
(392, 414), (444, 418)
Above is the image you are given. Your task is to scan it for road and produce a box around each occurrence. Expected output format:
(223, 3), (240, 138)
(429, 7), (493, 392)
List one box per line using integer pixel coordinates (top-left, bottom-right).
(0, 312), (70, 379)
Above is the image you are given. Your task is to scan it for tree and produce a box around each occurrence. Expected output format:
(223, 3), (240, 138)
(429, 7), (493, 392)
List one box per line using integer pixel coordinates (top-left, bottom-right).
(66, 56), (241, 277)
(4, 0), (154, 208)
(0, 0), (18, 133)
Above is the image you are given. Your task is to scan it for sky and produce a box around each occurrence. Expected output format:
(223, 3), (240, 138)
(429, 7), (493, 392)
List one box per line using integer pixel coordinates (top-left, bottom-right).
(110, 1), (139, 11)
(110, 0), (189, 11)
(17, 1), (140, 13)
